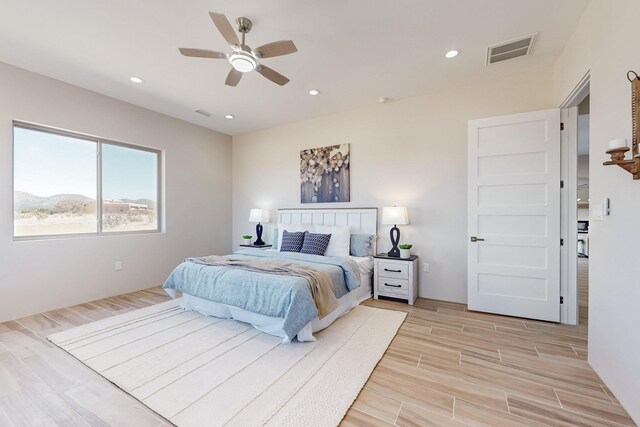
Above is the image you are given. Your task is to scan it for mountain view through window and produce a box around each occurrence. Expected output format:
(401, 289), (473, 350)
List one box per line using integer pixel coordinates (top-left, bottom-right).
(13, 125), (160, 237)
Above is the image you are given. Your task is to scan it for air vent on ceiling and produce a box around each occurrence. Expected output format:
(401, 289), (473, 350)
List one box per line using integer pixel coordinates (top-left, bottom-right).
(194, 109), (212, 117)
(486, 33), (538, 65)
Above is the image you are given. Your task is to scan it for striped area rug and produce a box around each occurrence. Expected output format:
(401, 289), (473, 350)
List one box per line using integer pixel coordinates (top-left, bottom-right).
(48, 299), (406, 427)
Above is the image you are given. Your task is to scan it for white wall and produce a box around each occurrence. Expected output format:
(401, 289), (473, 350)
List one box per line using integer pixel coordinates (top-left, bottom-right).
(554, 0), (640, 421)
(0, 62), (233, 322)
(232, 68), (555, 303)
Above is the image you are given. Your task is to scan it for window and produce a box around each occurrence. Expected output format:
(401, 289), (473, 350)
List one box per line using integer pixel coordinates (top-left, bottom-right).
(101, 144), (159, 233)
(13, 123), (161, 238)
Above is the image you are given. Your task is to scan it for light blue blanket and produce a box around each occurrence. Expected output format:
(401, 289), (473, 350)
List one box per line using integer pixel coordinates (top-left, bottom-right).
(163, 249), (361, 341)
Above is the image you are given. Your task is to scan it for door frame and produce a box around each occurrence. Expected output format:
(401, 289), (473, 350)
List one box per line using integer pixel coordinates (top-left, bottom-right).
(559, 71), (590, 325)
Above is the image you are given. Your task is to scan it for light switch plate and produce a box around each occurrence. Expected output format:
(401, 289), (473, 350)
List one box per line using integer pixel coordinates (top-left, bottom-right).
(590, 203), (604, 221)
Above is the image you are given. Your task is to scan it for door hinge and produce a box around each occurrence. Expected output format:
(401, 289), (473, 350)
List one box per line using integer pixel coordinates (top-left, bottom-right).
(560, 122), (565, 131)
(560, 296), (564, 304)
(560, 180), (564, 189)
(560, 238), (564, 246)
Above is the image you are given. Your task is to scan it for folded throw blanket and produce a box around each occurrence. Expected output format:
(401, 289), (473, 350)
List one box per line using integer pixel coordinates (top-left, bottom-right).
(188, 255), (338, 319)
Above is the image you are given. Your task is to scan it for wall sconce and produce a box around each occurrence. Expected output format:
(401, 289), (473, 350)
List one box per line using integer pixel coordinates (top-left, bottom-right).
(603, 71), (640, 179)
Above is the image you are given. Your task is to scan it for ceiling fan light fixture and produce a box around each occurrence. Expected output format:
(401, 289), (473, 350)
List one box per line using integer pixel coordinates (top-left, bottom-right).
(228, 51), (257, 73)
(180, 12), (295, 87)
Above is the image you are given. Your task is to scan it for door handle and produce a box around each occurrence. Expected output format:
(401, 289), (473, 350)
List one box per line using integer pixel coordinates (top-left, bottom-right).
(470, 236), (485, 242)
(384, 283), (402, 288)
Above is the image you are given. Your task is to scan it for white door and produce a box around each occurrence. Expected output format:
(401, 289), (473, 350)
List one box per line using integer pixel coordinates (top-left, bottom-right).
(468, 109), (561, 322)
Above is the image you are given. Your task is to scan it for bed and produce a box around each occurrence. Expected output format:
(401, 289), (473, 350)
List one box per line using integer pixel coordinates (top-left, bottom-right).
(163, 208), (378, 343)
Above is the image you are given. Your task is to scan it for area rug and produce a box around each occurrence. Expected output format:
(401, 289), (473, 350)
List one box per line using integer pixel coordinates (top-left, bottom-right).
(48, 299), (405, 427)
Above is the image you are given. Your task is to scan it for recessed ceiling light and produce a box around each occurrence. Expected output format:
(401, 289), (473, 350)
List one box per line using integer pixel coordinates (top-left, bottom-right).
(130, 77), (143, 83)
(445, 50), (460, 59)
(308, 89), (320, 96)
(225, 114), (235, 120)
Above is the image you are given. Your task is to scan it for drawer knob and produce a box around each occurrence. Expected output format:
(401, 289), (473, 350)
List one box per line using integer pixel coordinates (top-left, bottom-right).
(384, 283), (402, 288)
(384, 268), (402, 273)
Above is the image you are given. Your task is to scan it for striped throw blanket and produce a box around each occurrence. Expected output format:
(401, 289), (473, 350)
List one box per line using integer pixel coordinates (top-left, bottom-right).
(188, 256), (339, 318)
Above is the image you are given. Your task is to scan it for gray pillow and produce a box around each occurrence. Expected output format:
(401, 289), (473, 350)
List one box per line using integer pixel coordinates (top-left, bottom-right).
(272, 227), (279, 250)
(350, 234), (376, 257)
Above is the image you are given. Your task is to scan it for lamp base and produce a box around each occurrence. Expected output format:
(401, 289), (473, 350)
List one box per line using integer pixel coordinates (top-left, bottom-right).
(387, 225), (400, 257)
(254, 222), (265, 246)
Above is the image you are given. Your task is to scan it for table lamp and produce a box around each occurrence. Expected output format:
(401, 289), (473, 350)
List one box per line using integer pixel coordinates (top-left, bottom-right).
(382, 206), (408, 257)
(249, 208), (269, 246)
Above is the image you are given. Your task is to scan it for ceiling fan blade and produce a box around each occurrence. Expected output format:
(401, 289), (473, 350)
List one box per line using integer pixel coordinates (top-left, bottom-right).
(225, 68), (242, 87)
(209, 12), (240, 46)
(254, 40), (297, 58)
(257, 65), (290, 86)
(179, 48), (226, 59)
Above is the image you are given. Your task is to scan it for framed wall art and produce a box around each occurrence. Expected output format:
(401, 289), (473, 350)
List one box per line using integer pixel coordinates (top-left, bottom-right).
(300, 144), (350, 203)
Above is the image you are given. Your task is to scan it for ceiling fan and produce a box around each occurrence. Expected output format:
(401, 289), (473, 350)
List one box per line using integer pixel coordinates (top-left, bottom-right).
(179, 12), (297, 87)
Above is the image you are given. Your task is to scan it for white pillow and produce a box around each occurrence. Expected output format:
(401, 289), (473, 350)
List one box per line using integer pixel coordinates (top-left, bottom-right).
(277, 223), (314, 250)
(315, 225), (350, 257)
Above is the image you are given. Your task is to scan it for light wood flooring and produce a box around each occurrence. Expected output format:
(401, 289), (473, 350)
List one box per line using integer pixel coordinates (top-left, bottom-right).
(0, 265), (636, 426)
(578, 257), (589, 325)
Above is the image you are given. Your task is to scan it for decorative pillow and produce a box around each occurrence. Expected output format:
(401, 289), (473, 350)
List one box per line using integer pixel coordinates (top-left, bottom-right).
(315, 225), (350, 257)
(272, 227), (279, 250)
(280, 230), (305, 252)
(300, 232), (332, 256)
(277, 223), (314, 250)
(350, 234), (376, 257)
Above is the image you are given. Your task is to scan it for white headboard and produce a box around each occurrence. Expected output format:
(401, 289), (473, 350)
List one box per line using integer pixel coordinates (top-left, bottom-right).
(277, 208), (378, 253)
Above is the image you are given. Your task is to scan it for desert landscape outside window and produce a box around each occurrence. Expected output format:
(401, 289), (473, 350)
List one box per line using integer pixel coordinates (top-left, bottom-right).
(101, 143), (159, 233)
(13, 123), (161, 238)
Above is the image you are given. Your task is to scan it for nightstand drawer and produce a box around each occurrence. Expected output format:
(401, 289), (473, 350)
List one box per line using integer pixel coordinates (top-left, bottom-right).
(377, 261), (409, 279)
(377, 278), (409, 296)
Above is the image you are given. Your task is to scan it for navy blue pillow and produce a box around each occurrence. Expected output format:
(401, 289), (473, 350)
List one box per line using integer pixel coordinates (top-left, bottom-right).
(300, 231), (332, 256)
(280, 230), (305, 252)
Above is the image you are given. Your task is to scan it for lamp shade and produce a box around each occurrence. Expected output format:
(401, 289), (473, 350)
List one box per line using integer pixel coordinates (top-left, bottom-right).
(382, 206), (408, 225)
(248, 208), (269, 223)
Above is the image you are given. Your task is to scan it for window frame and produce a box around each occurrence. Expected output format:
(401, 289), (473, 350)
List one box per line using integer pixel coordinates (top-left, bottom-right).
(13, 121), (163, 240)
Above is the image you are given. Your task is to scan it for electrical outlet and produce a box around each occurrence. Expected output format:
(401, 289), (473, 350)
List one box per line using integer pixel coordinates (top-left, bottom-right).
(423, 263), (430, 273)
(115, 261), (123, 271)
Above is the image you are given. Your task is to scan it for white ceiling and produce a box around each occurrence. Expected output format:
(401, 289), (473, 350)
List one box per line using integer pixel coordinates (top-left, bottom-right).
(0, 0), (589, 135)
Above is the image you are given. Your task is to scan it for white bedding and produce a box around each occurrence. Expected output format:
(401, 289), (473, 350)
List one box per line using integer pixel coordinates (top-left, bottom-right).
(352, 256), (374, 277)
(179, 256), (374, 343)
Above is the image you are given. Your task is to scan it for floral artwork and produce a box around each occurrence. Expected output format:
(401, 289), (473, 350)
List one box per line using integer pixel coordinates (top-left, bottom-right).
(300, 144), (350, 203)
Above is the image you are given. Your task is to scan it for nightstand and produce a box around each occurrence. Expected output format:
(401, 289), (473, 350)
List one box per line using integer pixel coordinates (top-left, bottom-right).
(373, 254), (419, 305)
(239, 244), (272, 249)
